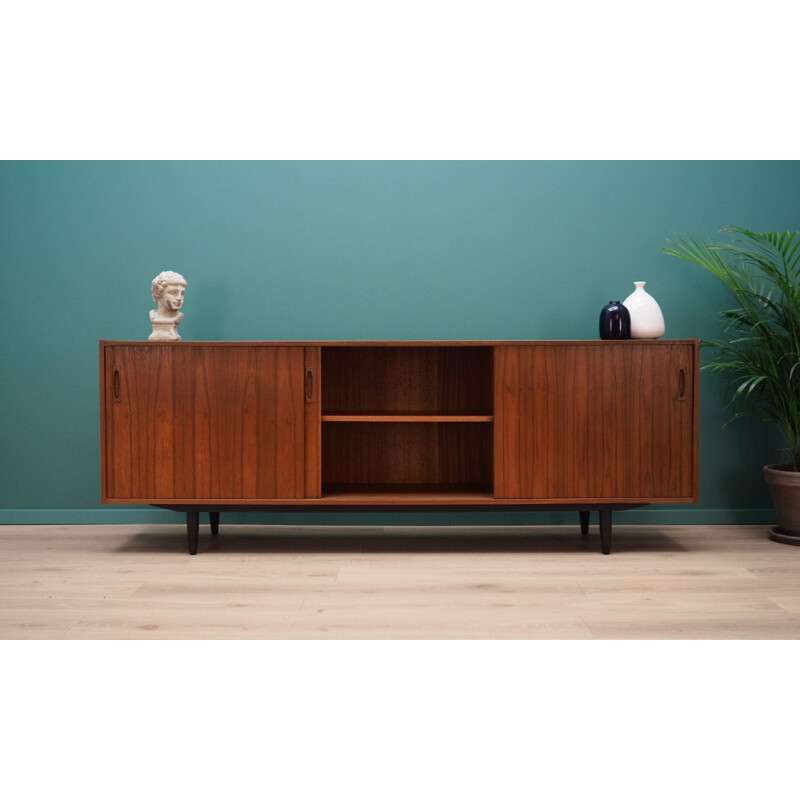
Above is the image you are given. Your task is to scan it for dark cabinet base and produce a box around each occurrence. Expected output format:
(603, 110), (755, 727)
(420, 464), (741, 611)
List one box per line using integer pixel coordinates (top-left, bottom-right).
(599, 509), (613, 555)
(173, 505), (631, 556)
(186, 510), (199, 556)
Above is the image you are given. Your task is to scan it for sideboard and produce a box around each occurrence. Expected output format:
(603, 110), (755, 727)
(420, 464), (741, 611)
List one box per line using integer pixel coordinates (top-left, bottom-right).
(100, 340), (699, 554)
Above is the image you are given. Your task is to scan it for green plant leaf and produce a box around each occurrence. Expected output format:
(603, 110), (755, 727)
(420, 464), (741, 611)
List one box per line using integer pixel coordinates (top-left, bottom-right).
(663, 226), (800, 469)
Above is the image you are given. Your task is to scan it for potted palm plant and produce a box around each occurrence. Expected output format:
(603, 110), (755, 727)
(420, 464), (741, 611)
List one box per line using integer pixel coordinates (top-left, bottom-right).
(664, 226), (800, 544)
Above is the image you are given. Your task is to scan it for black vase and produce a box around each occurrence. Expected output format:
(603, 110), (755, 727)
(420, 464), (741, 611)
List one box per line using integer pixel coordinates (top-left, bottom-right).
(599, 301), (631, 340)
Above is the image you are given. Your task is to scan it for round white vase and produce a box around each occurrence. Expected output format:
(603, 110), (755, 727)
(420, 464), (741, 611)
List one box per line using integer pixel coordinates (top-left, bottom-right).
(623, 281), (665, 339)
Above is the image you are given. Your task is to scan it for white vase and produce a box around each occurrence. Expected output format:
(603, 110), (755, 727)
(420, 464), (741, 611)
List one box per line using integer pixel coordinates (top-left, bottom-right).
(623, 281), (665, 339)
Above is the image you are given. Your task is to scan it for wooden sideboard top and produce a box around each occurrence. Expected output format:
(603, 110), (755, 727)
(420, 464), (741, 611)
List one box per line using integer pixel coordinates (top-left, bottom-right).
(100, 339), (698, 347)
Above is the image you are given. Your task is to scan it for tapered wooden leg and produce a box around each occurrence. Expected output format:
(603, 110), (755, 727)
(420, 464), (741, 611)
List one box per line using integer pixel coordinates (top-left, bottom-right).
(599, 509), (612, 555)
(579, 510), (590, 536)
(210, 511), (220, 536)
(187, 510), (199, 555)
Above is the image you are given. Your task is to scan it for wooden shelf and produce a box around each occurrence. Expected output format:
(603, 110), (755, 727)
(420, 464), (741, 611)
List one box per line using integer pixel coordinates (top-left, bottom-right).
(322, 413), (493, 423)
(322, 483), (494, 500)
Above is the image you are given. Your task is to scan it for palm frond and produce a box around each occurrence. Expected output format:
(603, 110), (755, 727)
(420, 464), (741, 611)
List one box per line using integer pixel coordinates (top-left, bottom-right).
(664, 226), (800, 470)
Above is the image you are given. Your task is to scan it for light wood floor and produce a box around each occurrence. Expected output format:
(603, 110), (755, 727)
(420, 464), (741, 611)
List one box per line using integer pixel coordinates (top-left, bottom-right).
(1, 523), (798, 639)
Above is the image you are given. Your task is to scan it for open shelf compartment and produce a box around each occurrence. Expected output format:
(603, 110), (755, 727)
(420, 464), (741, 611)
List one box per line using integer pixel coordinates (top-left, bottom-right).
(321, 346), (493, 416)
(320, 346), (494, 498)
(321, 421), (493, 498)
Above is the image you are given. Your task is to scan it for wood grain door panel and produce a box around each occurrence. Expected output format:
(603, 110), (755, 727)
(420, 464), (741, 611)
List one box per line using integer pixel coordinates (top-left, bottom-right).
(494, 344), (696, 500)
(104, 345), (306, 500)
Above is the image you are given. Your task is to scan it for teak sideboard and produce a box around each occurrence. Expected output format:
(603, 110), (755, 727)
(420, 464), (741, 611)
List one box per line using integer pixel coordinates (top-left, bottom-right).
(99, 340), (699, 554)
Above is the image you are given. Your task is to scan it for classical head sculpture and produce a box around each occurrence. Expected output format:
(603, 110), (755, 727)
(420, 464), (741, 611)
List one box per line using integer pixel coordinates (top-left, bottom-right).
(149, 270), (187, 341)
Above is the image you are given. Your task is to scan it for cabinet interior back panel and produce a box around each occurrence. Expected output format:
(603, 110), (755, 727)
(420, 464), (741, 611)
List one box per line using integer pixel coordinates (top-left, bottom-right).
(321, 346), (493, 415)
(322, 421), (493, 490)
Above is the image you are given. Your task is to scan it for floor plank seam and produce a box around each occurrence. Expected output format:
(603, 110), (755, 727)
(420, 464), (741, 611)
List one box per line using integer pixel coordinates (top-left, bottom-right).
(291, 598), (307, 627)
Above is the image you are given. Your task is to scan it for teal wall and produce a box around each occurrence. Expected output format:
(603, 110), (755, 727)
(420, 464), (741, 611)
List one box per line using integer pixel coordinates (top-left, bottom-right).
(2, 161), (798, 525)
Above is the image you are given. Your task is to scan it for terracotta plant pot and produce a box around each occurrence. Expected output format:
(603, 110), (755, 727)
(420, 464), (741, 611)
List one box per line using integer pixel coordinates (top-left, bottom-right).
(763, 464), (800, 544)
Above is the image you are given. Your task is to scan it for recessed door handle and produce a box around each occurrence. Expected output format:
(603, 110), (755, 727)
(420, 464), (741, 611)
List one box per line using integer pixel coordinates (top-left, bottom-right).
(113, 369), (121, 402)
(678, 368), (686, 400)
(306, 369), (314, 402)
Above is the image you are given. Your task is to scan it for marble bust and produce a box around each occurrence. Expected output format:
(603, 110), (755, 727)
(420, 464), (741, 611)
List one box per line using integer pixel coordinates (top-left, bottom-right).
(149, 271), (187, 341)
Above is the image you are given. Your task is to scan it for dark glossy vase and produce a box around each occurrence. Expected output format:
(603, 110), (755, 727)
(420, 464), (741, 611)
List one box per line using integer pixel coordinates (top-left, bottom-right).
(599, 301), (631, 340)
